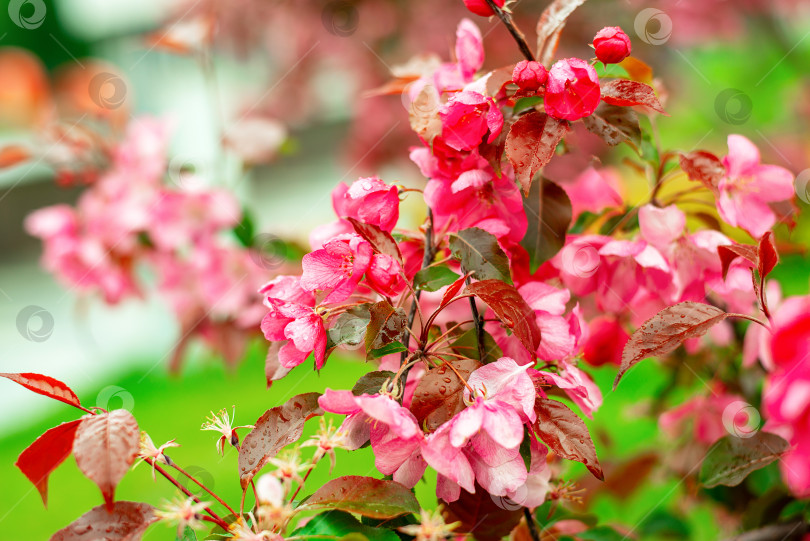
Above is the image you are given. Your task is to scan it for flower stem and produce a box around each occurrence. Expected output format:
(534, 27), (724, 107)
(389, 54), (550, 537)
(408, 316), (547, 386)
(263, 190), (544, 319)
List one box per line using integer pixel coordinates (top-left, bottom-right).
(465, 276), (486, 362)
(483, 0), (536, 62)
(400, 208), (436, 373)
(148, 459), (230, 530)
(171, 463), (237, 516)
(524, 508), (541, 541)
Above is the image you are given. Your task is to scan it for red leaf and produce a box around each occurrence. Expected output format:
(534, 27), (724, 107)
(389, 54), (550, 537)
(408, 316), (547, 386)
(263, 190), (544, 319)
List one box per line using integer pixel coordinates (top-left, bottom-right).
(466, 279), (541, 353)
(411, 358), (482, 433)
(614, 302), (728, 389)
(534, 396), (603, 480)
(718, 244), (758, 280)
(600, 79), (667, 115)
(238, 392), (323, 488)
(364, 300), (408, 352)
(581, 103), (640, 147)
(440, 274), (469, 308)
(72, 410), (140, 512)
(679, 150), (725, 190)
(347, 217), (403, 263)
(520, 179), (572, 273)
(50, 501), (156, 541)
(505, 111), (569, 195)
(16, 419), (82, 506)
(442, 482), (523, 541)
(0, 145), (30, 168)
(302, 476), (420, 519)
(757, 232), (778, 281)
(0, 373), (82, 410)
(535, 0), (588, 66)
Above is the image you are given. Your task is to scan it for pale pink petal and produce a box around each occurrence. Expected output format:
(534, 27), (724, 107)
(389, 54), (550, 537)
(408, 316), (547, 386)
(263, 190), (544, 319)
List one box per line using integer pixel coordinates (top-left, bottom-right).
(449, 402), (485, 447)
(723, 134), (760, 178)
(639, 204), (686, 248)
(455, 19), (484, 79)
(318, 389), (361, 415)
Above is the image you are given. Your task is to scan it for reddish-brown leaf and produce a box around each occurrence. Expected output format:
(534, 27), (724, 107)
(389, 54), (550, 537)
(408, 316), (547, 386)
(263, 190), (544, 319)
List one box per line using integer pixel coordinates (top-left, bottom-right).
(679, 150), (725, 190)
(600, 79), (667, 115)
(302, 476), (420, 519)
(410, 358), (482, 433)
(614, 302), (728, 388)
(0, 373), (82, 410)
(50, 501), (156, 541)
(440, 274), (469, 308)
(442, 482), (523, 541)
(718, 243), (758, 280)
(534, 396), (603, 480)
(265, 341), (291, 388)
(16, 419), (82, 506)
(757, 231), (778, 281)
(0, 145), (30, 168)
(238, 392), (323, 488)
(72, 410), (140, 511)
(581, 103), (640, 147)
(466, 280), (541, 353)
(347, 217), (403, 263)
(520, 179), (572, 273)
(505, 111), (569, 195)
(364, 300), (407, 352)
(535, 0), (589, 66)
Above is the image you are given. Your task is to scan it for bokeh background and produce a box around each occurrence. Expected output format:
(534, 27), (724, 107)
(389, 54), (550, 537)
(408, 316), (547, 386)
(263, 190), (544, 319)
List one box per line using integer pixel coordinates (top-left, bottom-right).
(0, 0), (809, 538)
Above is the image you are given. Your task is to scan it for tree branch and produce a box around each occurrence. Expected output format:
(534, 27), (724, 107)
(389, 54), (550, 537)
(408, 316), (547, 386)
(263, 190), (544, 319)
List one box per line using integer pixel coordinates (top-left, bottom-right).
(483, 0), (536, 62)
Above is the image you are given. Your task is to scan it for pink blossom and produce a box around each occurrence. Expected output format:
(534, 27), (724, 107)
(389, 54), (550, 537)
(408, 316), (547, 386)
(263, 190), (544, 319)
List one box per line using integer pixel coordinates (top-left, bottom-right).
(301, 234), (373, 303)
(439, 91), (503, 152)
(660, 388), (747, 445)
(366, 253), (406, 297)
(455, 19), (484, 80)
(332, 177), (400, 232)
(563, 167), (623, 219)
(582, 316), (628, 367)
(463, 0), (504, 17)
(544, 59), (601, 121)
(716, 135), (794, 238)
(537, 360), (603, 418)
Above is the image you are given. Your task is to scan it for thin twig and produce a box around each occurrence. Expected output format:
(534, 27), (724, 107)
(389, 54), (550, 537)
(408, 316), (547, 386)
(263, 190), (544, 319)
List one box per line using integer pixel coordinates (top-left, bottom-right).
(149, 459), (230, 530)
(400, 208), (435, 369)
(172, 463), (237, 516)
(465, 276), (486, 362)
(483, 0), (536, 62)
(524, 508), (541, 541)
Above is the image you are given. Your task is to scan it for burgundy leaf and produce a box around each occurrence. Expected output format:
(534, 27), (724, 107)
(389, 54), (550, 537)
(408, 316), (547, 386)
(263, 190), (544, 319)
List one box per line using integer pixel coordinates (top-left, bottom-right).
(50, 501), (156, 541)
(535, 0), (589, 66)
(238, 392), (323, 488)
(581, 103), (640, 146)
(718, 244), (758, 280)
(302, 476), (420, 519)
(440, 274), (469, 308)
(466, 279), (541, 353)
(614, 302), (728, 389)
(600, 79), (667, 115)
(757, 232), (778, 281)
(16, 419), (82, 506)
(73, 410), (140, 512)
(364, 300), (408, 352)
(679, 150), (725, 190)
(700, 432), (790, 488)
(347, 217), (403, 263)
(442, 482), (523, 541)
(505, 111), (569, 195)
(0, 373), (82, 410)
(534, 396), (603, 480)
(410, 358), (482, 433)
(520, 179), (572, 273)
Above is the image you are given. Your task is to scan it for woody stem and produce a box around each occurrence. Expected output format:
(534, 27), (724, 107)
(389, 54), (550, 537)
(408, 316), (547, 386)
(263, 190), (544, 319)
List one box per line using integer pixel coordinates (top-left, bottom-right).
(483, 0), (536, 62)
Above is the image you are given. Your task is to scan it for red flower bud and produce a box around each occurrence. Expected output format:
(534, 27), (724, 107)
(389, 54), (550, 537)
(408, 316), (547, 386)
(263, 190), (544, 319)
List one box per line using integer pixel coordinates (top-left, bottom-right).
(593, 26), (632, 65)
(511, 60), (548, 92)
(463, 0), (504, 17)
(544, 58), (601, 121)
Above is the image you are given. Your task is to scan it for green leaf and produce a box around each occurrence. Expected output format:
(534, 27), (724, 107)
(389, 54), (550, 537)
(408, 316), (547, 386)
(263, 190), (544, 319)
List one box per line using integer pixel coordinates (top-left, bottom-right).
(352, 371), (395, 396)
(512, 95), (544, 114)
(368, 342), (408, 359)
(414, 265), (461, 292)
(328, 304), (372, 350)
(639, 509), (691, 538)
(449, 228), (512, 284)
(293, 511), (399, 541)
(178, 525), (198, 540)
(301, 476), (420, 519)
(449, 327), (502, 364)
(232, 209), (256, 248)
(699, 432), (790, 488)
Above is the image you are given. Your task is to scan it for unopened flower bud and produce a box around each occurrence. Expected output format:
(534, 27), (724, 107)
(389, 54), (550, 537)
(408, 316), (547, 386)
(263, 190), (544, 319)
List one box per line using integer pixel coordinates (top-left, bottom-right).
(593, 26), (632, 64)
